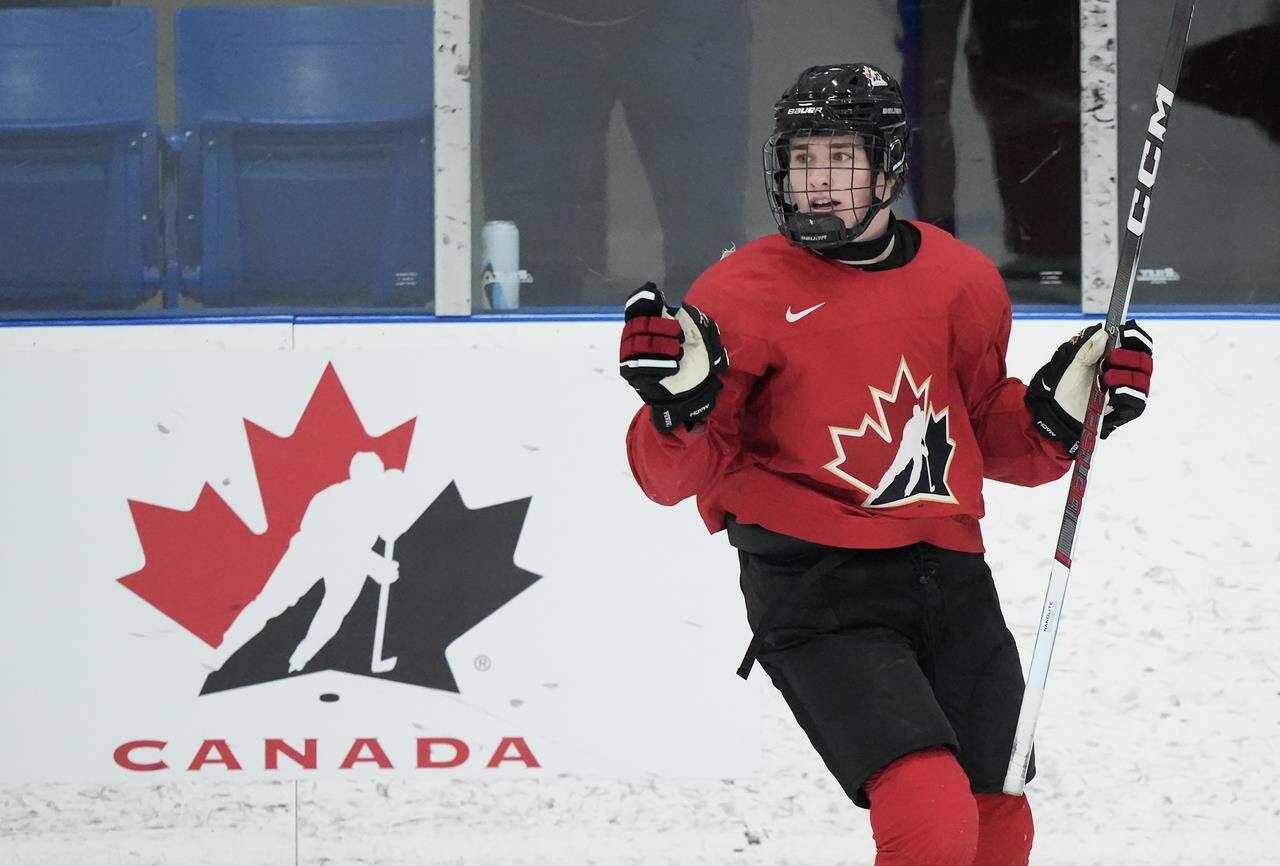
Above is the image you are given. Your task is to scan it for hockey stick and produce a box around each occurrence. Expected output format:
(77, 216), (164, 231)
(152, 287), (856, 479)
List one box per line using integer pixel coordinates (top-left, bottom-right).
(1002, 0), (1196, 796)
(371, 539), (398, 674)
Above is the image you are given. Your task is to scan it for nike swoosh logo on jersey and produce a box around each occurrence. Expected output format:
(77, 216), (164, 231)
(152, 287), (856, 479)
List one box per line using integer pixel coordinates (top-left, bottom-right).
(786, 302), (826, 323)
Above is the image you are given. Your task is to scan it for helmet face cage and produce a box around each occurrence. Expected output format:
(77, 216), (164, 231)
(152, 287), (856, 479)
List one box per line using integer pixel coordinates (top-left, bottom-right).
(762, 63), (910, 250)
(763, 125), (907, 249)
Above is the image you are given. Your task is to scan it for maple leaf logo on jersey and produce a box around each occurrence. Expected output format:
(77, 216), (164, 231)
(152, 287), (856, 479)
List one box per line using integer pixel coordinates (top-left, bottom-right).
(118, 364), (540, 695)
(824, 357), (957, 508)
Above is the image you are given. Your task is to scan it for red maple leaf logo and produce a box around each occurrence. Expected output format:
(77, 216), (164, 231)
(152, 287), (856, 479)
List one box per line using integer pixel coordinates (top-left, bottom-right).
(118, 364), (414, 647)
(823, 356), (957, 507)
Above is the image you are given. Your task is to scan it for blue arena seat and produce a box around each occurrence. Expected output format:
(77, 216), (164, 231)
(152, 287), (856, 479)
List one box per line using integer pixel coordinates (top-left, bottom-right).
(0, 7), (162, 312)
(172, 5), (434, 309)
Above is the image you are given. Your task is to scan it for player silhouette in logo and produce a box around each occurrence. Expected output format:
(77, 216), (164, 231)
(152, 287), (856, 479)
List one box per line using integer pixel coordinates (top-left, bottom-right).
(211, 451), (413, 673)
(867, 402), (933, 506)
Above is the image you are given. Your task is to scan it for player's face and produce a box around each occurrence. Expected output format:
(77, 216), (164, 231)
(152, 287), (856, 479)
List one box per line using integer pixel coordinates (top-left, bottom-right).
(787, 134), (884, 231)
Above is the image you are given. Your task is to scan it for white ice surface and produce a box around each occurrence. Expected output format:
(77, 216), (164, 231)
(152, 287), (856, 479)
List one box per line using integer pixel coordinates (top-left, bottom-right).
(1, 319), (1277, 865)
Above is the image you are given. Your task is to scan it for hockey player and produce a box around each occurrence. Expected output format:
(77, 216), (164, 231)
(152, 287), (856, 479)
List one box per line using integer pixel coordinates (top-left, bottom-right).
(619, 64), (1153, 865)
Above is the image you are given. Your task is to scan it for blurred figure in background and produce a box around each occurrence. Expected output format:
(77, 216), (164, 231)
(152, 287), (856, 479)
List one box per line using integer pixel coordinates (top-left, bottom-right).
(898, 0), (1080, 295)
(1179, 7), (1280, 144)
(480, 1), (751, 306)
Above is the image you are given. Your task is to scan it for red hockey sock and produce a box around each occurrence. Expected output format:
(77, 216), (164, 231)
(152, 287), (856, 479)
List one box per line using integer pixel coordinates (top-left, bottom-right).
(865, 746), (979, 866)
(973, 793), (1034, 866)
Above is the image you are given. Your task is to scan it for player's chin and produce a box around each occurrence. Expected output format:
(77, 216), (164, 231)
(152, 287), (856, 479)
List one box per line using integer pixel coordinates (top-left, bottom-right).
(832, 209), (867, 232)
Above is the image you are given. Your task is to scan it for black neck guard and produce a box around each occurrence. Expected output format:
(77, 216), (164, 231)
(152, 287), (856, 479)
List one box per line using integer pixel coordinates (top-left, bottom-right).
(815, 214), (920, 270)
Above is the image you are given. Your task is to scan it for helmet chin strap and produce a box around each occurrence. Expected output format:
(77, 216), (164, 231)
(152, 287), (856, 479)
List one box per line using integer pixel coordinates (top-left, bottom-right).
(847, 177), (892, 240)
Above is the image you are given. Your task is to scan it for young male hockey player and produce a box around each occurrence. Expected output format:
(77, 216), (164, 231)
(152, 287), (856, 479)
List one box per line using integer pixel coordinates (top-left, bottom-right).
(619, 64), (1154, 865)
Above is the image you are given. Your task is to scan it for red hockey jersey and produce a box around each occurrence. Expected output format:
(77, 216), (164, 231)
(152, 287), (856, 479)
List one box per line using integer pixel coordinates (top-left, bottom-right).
(625, 222), (1072, 553)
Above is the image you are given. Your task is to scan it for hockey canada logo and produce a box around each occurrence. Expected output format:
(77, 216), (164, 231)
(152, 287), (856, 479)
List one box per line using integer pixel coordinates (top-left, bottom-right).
(861, 65), (889, 88)
(824, 357), (957, 508)
(118, 364), (540, 696)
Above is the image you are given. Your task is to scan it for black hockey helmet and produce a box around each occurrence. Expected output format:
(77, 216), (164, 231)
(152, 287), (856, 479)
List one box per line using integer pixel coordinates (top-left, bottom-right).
(763, 63), (911, 249)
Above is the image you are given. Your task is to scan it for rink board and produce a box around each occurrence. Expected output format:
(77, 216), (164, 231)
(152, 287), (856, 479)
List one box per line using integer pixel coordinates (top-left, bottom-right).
(0, 318), (1277, 866)
(0, 322), (762, 783)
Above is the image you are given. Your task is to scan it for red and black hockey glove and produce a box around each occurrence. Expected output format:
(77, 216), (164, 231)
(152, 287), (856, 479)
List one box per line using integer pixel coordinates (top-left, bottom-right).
(619, 282), (729, 434)
(1026, 320), (1154, 454)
